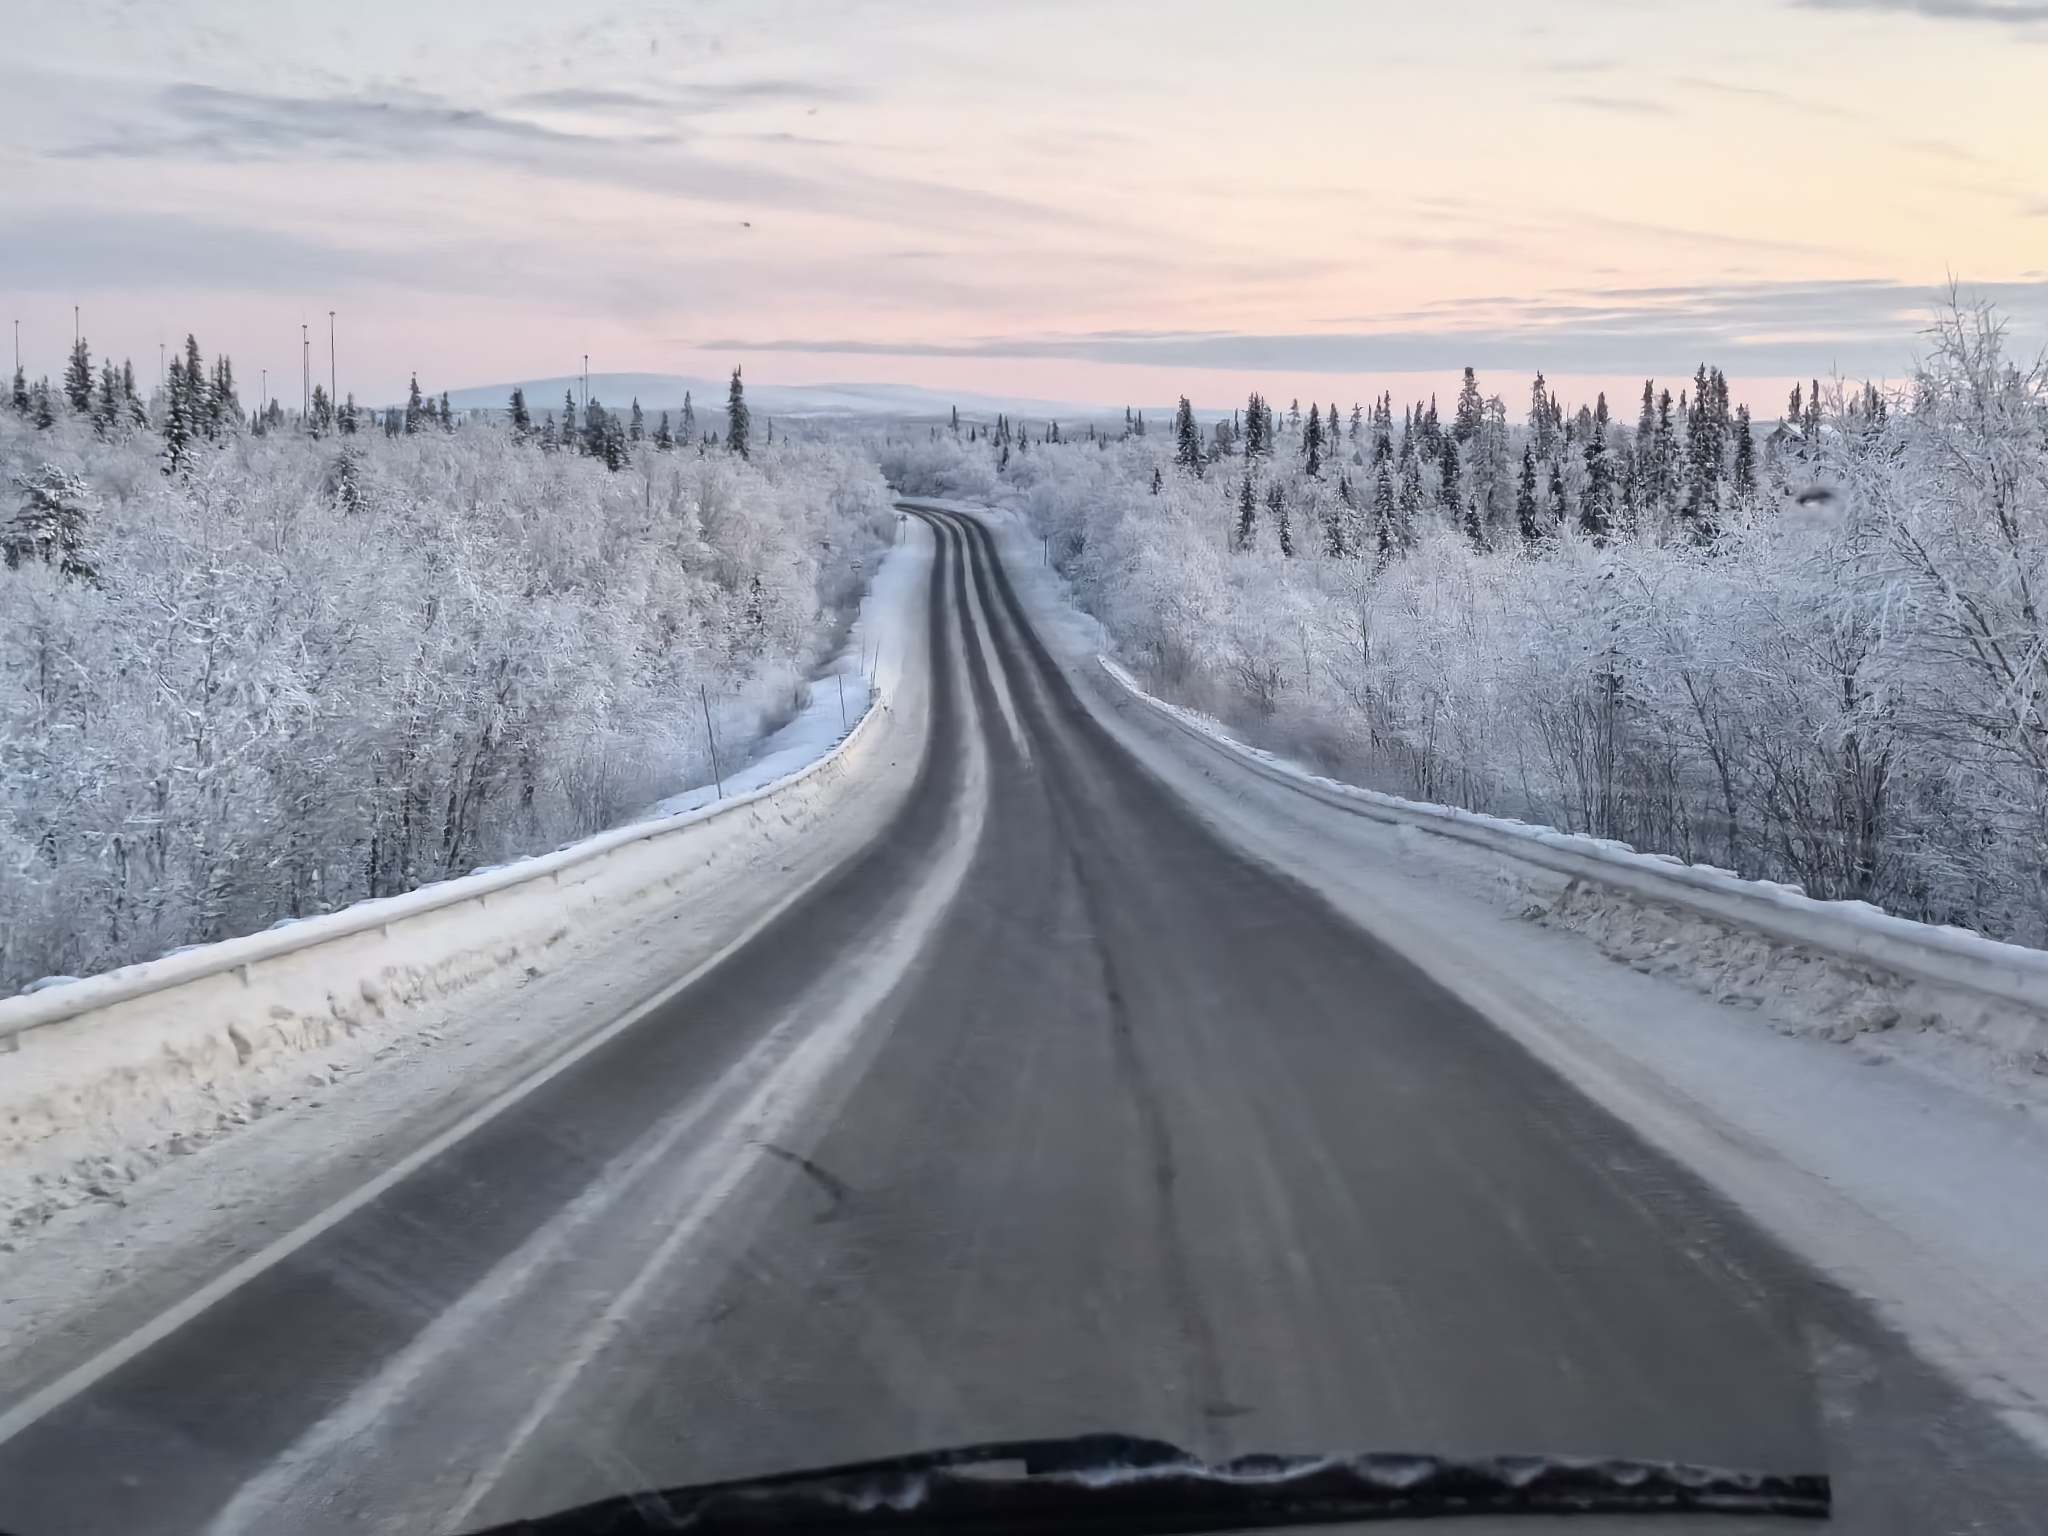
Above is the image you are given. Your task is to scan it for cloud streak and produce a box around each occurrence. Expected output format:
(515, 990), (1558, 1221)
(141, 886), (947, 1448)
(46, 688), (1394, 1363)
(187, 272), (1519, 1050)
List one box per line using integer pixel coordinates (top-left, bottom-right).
(706, 279), (2048, 376)
(1798, 0), (2048, 24)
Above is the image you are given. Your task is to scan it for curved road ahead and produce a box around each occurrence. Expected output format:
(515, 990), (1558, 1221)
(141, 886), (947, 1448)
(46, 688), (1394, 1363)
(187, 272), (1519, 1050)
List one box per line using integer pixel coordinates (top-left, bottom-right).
(0, 509), (2038, 1533)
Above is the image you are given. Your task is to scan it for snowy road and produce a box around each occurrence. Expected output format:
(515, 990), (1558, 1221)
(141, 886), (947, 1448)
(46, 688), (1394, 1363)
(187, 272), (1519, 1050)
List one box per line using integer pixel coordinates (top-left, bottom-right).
(0, 509), (2040, 1533)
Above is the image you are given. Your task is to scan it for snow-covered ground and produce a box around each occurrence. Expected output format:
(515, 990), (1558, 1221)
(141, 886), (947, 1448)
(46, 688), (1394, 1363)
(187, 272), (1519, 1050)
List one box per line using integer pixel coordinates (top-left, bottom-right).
(0, 518), (936, 1374)
(934, 496), (2048, 1461)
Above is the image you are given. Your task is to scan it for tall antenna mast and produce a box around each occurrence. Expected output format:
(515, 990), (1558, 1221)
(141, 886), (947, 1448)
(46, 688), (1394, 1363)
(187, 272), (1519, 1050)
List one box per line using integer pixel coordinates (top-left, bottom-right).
(302, 323), (310, 421)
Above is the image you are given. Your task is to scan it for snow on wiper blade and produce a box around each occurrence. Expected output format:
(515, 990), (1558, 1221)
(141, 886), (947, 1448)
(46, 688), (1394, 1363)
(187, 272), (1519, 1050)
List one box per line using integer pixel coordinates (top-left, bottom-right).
(467, 1432), (1830, 1533)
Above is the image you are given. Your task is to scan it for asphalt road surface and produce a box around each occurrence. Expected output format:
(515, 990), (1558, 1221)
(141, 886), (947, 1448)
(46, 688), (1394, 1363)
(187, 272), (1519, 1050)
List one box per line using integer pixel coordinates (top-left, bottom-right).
(0, 508), (2040, 1534)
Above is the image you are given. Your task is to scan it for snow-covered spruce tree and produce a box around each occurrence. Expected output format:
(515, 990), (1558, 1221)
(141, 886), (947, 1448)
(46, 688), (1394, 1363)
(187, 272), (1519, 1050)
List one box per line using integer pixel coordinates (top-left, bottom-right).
(726, 368), (750, 458)
(4, 465), (96, 579)
(63, 337), (93, 416)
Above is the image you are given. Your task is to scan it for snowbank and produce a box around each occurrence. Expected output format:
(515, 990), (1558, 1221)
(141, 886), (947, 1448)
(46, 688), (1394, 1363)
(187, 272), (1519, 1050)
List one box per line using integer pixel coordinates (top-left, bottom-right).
(0, 516), (929, 1238)
(1091, 653), (2048, 1079)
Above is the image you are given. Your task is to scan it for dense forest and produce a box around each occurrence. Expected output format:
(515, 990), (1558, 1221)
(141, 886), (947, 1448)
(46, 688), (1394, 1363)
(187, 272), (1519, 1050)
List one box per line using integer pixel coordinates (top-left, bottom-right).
(1, 346), (891, 993)
(886, 300), (2048, 947)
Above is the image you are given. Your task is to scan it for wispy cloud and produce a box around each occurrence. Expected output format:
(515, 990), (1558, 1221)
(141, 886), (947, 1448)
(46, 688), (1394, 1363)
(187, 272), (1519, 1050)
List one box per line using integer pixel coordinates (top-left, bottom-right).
(705, 279), (2048, 377)
(47, 82), (1100, 241)
(1798, 0), (2048, 25)
(1555, 94), (1674, 117)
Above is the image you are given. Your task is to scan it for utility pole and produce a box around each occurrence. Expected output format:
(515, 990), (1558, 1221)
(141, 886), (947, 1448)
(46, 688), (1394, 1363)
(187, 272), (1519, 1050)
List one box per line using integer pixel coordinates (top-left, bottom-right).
(73, 306), (79, 346)
(302, 322), (310, 422)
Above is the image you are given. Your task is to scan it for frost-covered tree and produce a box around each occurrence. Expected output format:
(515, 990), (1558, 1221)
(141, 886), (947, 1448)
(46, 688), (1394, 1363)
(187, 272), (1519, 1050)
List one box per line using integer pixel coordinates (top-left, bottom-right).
(1174, 396), (1202, 475)
(727, 367), (750, 458)
(1453, 367), (1484, 445)
(63, 337), (93, 415)
(1516, 445), (1541, 545)
(405, 375), (425, 435)
(508, 387), (531, 440)
(0, 399), (894, 992)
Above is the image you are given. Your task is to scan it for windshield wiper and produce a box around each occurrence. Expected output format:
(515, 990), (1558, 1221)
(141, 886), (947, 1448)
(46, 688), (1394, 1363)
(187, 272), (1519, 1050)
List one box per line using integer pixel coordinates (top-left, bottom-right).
(466, 1431), (1830, 1533)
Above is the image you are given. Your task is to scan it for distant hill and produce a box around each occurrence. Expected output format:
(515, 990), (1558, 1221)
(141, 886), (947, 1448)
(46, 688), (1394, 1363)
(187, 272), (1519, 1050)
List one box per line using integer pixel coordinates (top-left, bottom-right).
(442, 373), (1111, 424)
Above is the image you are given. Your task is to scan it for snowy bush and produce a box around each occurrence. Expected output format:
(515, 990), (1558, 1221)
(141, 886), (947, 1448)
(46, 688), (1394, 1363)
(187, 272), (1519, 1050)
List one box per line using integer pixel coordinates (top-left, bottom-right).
(0, 400), (891, 993)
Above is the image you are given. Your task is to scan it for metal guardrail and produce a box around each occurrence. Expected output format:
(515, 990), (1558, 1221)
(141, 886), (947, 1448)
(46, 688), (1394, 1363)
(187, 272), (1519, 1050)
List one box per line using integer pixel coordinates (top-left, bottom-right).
(0, 687), (886, 1045)
(1101, 656), (2048, 1018)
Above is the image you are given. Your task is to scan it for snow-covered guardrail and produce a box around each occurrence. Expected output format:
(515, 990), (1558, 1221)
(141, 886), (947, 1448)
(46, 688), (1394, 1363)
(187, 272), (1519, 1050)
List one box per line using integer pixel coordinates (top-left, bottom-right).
(1100, 656), (2048, 1063)
(0, 691), (885, 1050)
(0, 681), (899, 1232)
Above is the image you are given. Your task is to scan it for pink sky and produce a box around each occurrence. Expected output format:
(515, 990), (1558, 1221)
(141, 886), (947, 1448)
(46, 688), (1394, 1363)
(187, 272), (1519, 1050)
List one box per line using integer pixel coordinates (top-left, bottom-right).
(5, 0), (2045, 412)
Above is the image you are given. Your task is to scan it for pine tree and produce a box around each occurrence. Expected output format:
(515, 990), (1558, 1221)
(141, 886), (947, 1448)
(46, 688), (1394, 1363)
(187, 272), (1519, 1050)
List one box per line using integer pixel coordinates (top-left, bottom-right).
(310, 383), (332, 435)
(951, 404), (960, 434)
(681, 391), (696, 442)
(1150, 466), (1162, 495)
(654, 411), (672, 451)
(1453, 366), (1484, 444)
(1270, 483), (1292, 556)
(340, 393), (359, 436)
(1174, 396), (1201, 474)
(162, 356), (192, 470)
(630, 398), (644, 442)
(726, 367), (750, 457)
(562, 390), (579, 443)
(31, 381), (54, 431)
(509, 387), (531, 439)
(122, 361), (146, 427)
(1529, 371), (1555, 455)
(208, 355), (239, 439)
(439, 391), (454, 431)
(93, 362), (120, 436)
(1581, 431), (1612, 541)
(1516, 445), (1541, 545)
(1547, 460), (1567, 528)
(1732, 404), (1757, 505)
(64, 335), (93, 414)
(1463, 494), (1485, 550)
(1373, 458), (1396, 566)
(405, 375), (424, 435)
(1437, 438), (1460, 510)
(3, 465), (96, 579)
(1236, 470), (1257, 550)
(1303, 403), (1324, 478)
(1349, 403), (1363, 441)
(10, 365), (27, 415)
